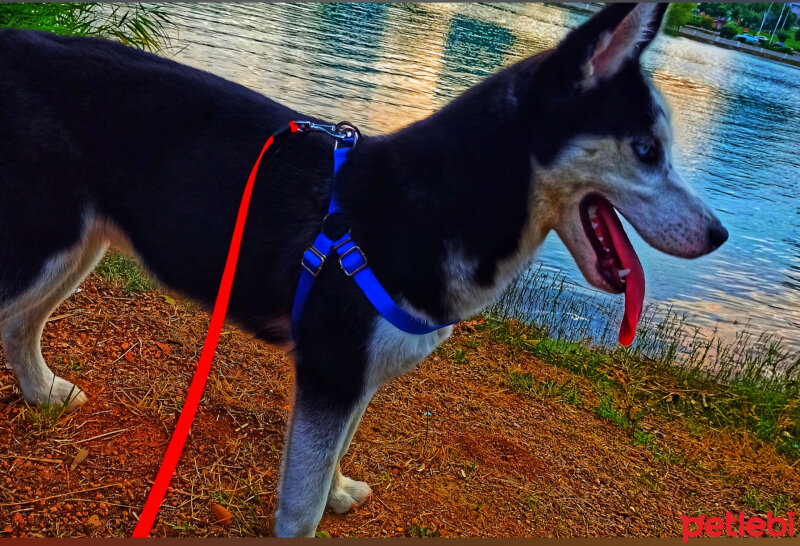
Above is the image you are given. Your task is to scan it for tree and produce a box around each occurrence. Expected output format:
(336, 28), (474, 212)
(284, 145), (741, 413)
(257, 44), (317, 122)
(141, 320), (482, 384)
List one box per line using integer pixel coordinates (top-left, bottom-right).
(776, 29), (790, 43)
(719, 25), (738, 39)
(694, 3), (796, 33)
(697, 3), (728, 18)
(664, 3), (697, 34)
(783, 10), (797, 30)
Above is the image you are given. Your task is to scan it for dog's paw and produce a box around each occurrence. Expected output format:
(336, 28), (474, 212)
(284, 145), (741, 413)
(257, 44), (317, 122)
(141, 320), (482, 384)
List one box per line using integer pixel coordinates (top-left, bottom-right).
(327, 476), (372, 514)
(38, 376), (87, 412)
(342, 476), (372, 504)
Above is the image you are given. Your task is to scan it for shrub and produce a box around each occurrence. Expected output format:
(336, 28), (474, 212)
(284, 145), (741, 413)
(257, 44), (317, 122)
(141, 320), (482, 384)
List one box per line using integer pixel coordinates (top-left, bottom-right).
(762, 42), (794, 54)
(719, 25), (738, 39)
(699, 15), (715, 30)
(777, 29), (790, 43)
(795, 28), (800, 42)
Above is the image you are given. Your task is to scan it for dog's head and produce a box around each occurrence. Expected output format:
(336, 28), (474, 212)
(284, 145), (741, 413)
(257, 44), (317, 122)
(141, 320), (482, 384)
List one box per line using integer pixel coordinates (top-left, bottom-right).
(514, 4), (727, 332)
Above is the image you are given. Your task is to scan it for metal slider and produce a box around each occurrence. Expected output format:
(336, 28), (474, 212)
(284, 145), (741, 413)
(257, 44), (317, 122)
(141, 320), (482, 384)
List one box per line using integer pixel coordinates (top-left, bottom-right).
(338, 245), (368, 277)
(301, 246), (327, 277)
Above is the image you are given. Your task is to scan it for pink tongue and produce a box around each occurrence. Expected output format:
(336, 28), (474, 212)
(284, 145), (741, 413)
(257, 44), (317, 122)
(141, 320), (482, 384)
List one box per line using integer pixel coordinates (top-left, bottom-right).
(595, 200), (645, 346)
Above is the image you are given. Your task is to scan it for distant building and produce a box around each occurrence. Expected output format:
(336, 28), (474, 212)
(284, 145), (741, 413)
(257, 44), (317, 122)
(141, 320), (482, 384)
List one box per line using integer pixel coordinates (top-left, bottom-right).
(790, 3), (800, 19)
(713, 17), (727, 30)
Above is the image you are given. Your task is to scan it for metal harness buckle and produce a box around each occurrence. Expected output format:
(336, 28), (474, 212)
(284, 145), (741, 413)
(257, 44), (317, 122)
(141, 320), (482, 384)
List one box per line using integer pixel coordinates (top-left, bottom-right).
(301, 246), (326, 277)
(338, 245), (368, 277)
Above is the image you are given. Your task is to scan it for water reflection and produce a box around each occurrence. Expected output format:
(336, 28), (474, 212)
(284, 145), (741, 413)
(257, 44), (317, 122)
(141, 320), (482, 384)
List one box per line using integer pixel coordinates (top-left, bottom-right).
(163, 3), (800, 347)
(436, 13), (515, 102)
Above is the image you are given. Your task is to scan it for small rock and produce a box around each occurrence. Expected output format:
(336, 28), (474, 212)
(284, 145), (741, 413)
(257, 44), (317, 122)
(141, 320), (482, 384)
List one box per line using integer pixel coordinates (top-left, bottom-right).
(87, 515), (101, 530)
(11, 513), (25, 528)
(209, 503), (233, 527)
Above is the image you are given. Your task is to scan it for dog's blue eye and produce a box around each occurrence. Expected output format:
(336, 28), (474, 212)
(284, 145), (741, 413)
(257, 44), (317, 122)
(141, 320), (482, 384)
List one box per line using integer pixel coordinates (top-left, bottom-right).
(632, 140), (658, 163)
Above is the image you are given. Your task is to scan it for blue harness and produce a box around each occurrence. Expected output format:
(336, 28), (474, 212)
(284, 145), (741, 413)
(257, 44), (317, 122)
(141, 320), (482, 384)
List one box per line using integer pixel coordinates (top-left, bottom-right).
(290, 123), (453, 338)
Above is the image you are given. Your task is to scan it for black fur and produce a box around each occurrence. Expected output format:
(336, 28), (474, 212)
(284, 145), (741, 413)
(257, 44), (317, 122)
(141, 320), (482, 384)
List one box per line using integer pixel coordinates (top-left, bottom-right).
(0, 4), (666, 409)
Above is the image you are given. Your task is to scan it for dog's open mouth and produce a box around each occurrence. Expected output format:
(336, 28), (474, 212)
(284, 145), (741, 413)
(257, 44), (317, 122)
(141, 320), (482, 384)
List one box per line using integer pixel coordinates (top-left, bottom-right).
(579, 194), (645, 346)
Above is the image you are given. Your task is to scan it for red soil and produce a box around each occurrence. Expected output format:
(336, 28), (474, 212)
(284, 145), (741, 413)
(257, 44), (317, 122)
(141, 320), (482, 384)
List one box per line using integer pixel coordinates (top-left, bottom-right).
(0, 273), (797, 537)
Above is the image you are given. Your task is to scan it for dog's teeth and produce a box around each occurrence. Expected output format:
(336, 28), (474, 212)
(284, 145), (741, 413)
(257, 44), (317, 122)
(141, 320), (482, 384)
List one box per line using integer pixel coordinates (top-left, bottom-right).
(588, 205), (597, 219)
(618, 268), (631, 278)
(597, 236), (604, 242)
(591, 222), (599, 229)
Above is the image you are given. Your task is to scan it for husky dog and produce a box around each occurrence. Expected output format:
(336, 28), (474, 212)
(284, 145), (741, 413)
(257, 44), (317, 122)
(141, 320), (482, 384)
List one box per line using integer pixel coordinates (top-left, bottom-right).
(0, 3), (727, 537)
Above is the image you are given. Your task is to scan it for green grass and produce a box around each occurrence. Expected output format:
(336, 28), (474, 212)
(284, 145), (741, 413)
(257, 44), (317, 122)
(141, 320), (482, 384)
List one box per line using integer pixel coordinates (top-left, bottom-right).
(406, 524), (441, 538)
(25, 403), (70, 433)
(482, 267), (800, 463)
(23, 378), (80, 433)
(596, 395), (627, 429)
(508, 373), (582, 407)
(0, 3), (173, 51)
(490, 267), (800, 387)
(741, 489), (791, 515)
(208, 481), (267, 537)
(95, 252), (154, 293)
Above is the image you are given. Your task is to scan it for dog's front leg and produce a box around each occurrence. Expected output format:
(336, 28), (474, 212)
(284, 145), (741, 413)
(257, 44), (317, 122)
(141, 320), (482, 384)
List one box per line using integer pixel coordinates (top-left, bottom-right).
(326, 402), (372, 514)
(274, 388), (360, 537)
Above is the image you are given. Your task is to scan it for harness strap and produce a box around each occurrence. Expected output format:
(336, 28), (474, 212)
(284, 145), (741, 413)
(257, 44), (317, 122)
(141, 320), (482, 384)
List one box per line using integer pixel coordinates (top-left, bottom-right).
(334, 236), (447, 334)
(290, 134), (453, 337)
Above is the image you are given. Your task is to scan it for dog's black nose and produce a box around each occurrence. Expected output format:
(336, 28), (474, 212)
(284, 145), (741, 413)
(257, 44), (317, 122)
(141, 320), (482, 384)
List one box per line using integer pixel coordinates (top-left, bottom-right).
(708, 220), (729, 250)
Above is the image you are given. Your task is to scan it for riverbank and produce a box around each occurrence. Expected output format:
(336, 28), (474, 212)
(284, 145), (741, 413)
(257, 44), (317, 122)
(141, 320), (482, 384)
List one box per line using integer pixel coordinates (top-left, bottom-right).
(677, 26), (800, 68)
(0, 254), (797, 537)
(544, 2), (602, 15)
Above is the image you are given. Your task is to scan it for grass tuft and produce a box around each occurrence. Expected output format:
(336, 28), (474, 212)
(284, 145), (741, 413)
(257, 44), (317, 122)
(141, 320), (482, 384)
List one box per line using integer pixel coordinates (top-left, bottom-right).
(23, 380), (79, 434)
(406, 524), (441, 538)
(95, 252), (154, 293)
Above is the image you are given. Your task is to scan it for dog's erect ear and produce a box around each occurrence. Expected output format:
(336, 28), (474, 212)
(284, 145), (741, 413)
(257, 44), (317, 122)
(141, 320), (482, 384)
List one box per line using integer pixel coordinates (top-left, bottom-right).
(548, 3), (667, 89)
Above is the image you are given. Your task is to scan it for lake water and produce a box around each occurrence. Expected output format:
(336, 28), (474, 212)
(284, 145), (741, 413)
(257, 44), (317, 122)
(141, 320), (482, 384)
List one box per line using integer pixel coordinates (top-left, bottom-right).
(160, 3), (800, 348)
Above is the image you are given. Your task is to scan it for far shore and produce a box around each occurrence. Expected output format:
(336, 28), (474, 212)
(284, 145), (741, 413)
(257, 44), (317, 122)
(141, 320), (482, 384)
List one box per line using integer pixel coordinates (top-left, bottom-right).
(677, 26), (800, 68)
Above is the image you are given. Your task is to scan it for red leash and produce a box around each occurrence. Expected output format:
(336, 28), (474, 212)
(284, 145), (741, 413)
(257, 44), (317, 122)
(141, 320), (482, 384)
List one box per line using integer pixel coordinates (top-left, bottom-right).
(133, 122), (301, 536)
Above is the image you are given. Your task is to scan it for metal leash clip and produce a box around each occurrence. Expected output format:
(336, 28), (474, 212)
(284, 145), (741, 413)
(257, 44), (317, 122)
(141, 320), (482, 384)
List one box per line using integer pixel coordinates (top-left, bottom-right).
(293, 120), (360, 145)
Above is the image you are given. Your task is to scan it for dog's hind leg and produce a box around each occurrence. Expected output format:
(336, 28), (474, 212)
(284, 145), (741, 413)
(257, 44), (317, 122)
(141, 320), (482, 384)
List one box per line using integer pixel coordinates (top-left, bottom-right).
(0, 223), (109, 412)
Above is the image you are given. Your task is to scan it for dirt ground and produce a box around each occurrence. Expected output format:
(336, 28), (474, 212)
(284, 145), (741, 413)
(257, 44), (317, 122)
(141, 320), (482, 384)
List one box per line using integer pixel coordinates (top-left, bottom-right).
(1, 271), (797, 537)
